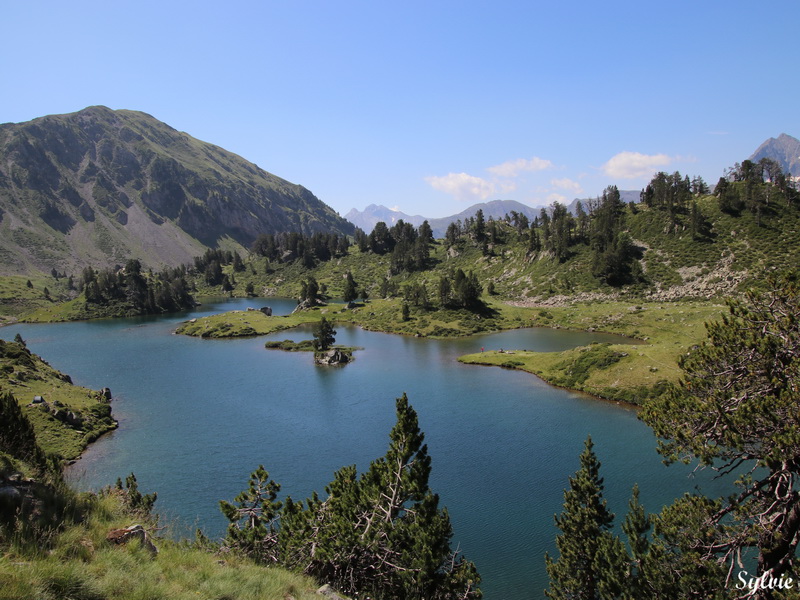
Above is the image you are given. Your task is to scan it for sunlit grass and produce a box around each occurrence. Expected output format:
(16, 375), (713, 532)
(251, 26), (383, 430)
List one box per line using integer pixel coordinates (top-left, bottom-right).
(0, 491), (321, 600)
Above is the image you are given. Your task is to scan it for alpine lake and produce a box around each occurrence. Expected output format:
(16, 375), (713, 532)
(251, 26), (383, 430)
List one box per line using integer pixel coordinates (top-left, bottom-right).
(1, 298), (732, 599)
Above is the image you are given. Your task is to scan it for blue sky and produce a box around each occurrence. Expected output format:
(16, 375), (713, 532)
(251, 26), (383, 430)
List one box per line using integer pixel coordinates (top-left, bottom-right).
(2, 1), (798, 218)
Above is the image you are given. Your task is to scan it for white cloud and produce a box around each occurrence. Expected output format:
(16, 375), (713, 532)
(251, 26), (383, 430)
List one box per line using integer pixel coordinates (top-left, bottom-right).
(487, 156), (554, 177)
(601, 151), (674, 179)
(546, 193), (568, 205)
(424, 173), (497, 202)
(550, 177), (583, 195)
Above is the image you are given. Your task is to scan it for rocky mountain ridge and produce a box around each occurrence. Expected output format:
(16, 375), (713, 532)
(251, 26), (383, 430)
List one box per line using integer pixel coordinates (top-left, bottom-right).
(0, 106), (353, 275)
(749, 133), (800, 178)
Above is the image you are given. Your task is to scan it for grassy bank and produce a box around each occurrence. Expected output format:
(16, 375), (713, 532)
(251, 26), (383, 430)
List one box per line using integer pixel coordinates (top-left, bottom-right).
(175, 308), (320, 338)
(0, 274), (75, 326)
(0, 339), (117, 460)
(459, 300), (726, 404)
(176, 298), (543, 340)
(0, 486), (322, 600)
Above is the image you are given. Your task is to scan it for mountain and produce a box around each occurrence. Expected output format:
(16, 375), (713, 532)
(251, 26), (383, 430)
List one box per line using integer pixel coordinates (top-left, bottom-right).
(344, 204), (427, 231)
(749, 133), (800, 177)
(427, 200), (541, 238)
(565, 190), (640, 215)
(346, 199), (541, 238)
(0, 106), (354, 275)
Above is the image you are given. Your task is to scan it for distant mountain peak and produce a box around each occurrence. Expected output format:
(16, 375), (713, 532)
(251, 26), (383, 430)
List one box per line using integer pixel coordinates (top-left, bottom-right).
(750, 133), (800, 177)
(345, 199), (542, 238)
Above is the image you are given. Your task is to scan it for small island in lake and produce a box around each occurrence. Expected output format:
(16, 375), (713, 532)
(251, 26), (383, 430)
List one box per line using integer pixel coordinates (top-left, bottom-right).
(265, 316), (358, 365)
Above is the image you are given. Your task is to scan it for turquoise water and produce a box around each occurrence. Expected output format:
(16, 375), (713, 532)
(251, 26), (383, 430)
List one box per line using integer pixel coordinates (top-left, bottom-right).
(1, 299), (730, 599)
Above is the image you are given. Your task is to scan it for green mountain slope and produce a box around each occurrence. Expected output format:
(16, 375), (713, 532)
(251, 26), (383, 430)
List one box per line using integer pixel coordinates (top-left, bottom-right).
(203, 193), (799, 306)
(0, 106), (354, 275)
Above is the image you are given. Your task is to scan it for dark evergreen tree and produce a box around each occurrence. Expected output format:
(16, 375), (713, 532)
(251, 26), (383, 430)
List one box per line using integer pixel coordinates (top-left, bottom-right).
(220, 465), (281, 564)
(299, 276), (320, 305)
(473, 208), (486, 243)
(124, 259), (147, 310)
(232, 251), (245, 272)
(438, 275), (452, 307)
(312, 316), (336, 351)
(445, 222), (460, 246)
(451, 269), (482, 309)
(369, 221), (395, 254)
(205, 260), (224, 286)
(0, 390), (48, 476)
(545, 436), (623, 600)
(640, 276), (800, 590)
(546, 202), (573, 262)
(716, 177), (744, 215)
(342, 271), (358, 303)
(277, 394), (481, 600)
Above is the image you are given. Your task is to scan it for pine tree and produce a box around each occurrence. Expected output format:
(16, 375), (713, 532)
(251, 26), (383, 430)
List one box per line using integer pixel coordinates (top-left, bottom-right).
(0, 391), (48, 476)
(342, 271), (358, 303)
(220, 465), (281, 563)
(545, 436), (622, 599)
(277, 394), (481, 600)
(312, 316), (336, 351)
(640, 275), (800, 589)
(401, 301), (410, 321)
(473, 209), (486, 243)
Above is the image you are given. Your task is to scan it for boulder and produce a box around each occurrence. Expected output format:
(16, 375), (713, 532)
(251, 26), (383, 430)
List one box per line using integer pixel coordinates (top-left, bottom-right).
(65, 411), (84, 427)
(314, 349), (351, 366)
(260, 306), (273, 316)
(292, 299), (316, 314)
(317, 584), (349, 599)
(106, 524), (158, 555)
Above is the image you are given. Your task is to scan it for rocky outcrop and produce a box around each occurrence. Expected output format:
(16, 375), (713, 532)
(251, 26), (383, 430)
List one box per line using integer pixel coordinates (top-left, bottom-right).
(314, 349), (351, 366)
(292, 299), (322, 313)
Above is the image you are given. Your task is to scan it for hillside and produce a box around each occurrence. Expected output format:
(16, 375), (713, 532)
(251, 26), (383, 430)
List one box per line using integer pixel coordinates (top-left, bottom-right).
(0, 337), (116, 459)
(196, 191), (799, 307)
(0, 106), (354, 276)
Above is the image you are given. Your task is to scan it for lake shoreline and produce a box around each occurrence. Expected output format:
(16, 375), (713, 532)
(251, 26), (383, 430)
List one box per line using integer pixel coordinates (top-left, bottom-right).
(458, 350), (644, 409)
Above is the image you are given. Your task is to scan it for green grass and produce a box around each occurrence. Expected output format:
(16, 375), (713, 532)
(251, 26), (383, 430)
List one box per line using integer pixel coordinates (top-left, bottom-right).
(176, 308), (320, 338)
(0, 275), (75, 325)
(177, 297), (546, 340)
(459, 300), (727, 404)
(0, 339), (117, 459)
(0, 491), (323, 600)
